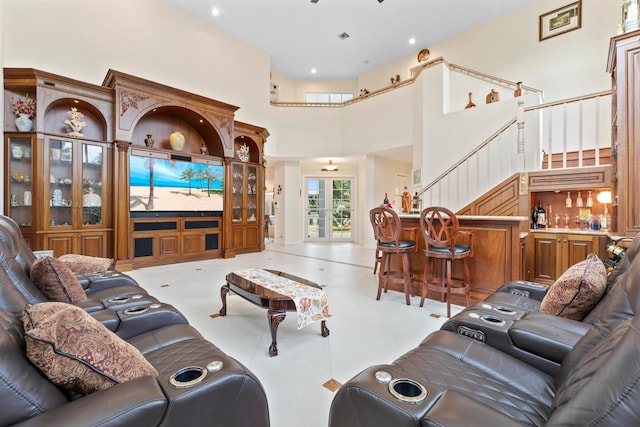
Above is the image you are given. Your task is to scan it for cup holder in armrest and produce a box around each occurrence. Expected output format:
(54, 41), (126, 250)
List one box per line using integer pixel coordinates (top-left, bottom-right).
(479, 303), (517, 316)
(107, 294), (144, 304)
(169, 366), (208, 388)
(123, 306), (149, 315)
(480, 314), (506, 326)
(388, 378), (427, 404)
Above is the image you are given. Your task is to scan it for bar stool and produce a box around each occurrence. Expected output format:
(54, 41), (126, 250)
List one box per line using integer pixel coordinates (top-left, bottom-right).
(373, 243), (382, 274)
(369, 207), (417, 305)
(419, 206), (473, 317)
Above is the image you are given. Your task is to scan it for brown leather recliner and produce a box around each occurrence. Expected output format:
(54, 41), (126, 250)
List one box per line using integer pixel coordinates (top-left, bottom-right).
(0, 306), (270, 427)
(329, 237), (640, 427)
(0, 214), (140, 294)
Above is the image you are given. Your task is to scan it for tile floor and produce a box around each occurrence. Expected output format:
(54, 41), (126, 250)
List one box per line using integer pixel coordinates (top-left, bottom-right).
(127, 242), (461, 427)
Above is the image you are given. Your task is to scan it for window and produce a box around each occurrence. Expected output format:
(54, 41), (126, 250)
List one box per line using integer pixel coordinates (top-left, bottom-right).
(305, 92), (354, 104)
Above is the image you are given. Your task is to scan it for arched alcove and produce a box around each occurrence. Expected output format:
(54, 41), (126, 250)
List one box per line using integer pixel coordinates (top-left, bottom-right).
(132, 106), (224, 157)
(44, 99), (107, 141)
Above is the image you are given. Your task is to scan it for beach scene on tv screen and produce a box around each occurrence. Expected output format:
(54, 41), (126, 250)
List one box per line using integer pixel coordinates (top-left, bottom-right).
(129, 156), (224, 212)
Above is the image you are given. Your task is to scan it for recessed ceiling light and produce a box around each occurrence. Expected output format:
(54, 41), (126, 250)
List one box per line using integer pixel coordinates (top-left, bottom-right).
(409, 38), (416, 45)
(211, 7), (220, 16)
(311, 68), (317, 74)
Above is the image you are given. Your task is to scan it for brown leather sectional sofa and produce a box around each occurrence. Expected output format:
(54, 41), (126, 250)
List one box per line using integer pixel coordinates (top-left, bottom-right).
(329, 234), (640, 427)
(0, 215), (270, 427)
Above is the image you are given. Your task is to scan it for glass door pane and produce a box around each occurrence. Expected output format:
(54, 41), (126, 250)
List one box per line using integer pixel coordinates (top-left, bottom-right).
(305, 177), (354, 242)
(7, 136), (34, 227)
(232, 164), (244, 222)
(331, 179), (353, 240)
(247, 165), (257, 222)
(49, 139), (73, 227)
(81, 143), (104, 225)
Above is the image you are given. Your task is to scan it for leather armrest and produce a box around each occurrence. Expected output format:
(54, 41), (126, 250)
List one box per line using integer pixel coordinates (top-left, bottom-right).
(13, 376), (167, 427)
(423, 389), (526, 427)
(509, 313), (590, 363)
(495, 280), (549, 300)
(90, 309), (120, 332)
(115, 304), (188, 340)
(73, 298), (105, 313)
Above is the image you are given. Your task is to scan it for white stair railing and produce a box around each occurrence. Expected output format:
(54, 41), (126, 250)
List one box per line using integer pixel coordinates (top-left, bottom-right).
(418, 90), (612, 210)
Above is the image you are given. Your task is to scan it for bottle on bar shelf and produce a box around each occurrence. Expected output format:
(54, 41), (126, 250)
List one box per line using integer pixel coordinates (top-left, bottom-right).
(536, 200), (547, 229)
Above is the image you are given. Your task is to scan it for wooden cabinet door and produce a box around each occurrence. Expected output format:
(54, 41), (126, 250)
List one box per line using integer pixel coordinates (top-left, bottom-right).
(562, 234), (595, 269)
(530, 233), (559, 284)
(44, 233), (75, 257)
(78, 232), (106, 257)
(182, 232), (203, 255)
(245, 225), (260, 250)
(232, 227), (245, 250)
(157, 234), (180, 258)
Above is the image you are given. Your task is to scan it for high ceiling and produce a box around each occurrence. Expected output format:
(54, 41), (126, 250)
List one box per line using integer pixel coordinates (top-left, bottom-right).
(162, 0), (536, 81)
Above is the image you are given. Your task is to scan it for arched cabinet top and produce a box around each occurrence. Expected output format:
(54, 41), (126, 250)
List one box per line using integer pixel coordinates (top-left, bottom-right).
(103, 69), (239, 155)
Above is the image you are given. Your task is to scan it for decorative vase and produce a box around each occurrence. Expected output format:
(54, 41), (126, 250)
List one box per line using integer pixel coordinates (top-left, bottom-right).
(15, 114), (33, 132)
(169, 131), (185, 151)
(514, 81), (523, 97)
(465, 92), (476, 109)
(144, 134), (155, 148)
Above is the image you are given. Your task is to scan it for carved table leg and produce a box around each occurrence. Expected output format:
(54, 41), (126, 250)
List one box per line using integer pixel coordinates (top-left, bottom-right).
(219, 284), (230, 316)
(267, 308), (286, 357)
(320, 320), (330, 337)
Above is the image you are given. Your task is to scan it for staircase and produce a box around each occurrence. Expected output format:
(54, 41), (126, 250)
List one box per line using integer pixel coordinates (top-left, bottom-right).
(417, 89), (612, 212)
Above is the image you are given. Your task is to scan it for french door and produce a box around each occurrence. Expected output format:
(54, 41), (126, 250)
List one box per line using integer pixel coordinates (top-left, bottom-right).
(305, 177), (354, 242)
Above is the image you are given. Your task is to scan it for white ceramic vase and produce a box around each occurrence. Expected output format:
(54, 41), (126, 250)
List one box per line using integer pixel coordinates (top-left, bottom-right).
(15, 114), (33, 132)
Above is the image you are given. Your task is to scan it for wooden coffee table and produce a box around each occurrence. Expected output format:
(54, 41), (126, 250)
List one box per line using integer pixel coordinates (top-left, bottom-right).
(219, 269), (330, 356)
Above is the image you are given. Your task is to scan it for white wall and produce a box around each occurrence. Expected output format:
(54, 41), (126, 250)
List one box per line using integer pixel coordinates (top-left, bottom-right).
(1, 0), (622, 241)
(363, 0), (618, 103)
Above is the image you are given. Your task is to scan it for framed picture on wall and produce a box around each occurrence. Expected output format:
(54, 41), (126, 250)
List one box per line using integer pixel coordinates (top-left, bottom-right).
(412, 168), (421, 186)
(539, 1), (582, 41)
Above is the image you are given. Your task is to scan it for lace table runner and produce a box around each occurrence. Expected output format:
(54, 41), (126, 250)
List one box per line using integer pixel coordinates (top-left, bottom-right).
(232, 268), (331, 329)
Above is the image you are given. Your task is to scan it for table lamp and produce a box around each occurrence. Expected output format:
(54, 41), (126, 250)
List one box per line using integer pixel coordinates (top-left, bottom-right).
(597, 190), (612, 230)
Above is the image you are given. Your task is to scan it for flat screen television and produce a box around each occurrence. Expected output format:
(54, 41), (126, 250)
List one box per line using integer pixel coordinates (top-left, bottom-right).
(129, 154), (224, 213)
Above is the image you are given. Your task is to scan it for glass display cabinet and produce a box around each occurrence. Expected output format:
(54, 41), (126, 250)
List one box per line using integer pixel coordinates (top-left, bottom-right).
(5, 134), (34, 229)
(45, 137), (106, 229)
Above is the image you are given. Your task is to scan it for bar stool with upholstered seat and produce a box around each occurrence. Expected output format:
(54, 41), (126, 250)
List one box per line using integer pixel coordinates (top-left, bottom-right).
(369, 207), (417, 305)
(419, 206), (473, 317)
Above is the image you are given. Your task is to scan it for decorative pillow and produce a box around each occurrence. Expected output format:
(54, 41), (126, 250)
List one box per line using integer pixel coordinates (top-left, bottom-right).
(22, 302), (158, 395)
(30, 257), (87, 303)
(58, 254), (114, 274)
(539, 253), (607, 320)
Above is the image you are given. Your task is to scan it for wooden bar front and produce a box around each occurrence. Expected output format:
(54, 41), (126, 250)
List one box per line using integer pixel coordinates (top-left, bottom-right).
(388, 215), (528, 305)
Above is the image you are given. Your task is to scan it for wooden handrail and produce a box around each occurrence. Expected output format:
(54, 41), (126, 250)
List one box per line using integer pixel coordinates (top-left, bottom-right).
(270, 57), (543, 108)
(524, 90), (611, 111)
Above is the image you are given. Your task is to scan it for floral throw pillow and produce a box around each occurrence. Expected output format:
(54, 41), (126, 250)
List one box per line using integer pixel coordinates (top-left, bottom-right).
(539, 253), (607, 320)
(22, 302), (158, 395)
(58, 254), (114, 274)
(30, 257), (87, 303)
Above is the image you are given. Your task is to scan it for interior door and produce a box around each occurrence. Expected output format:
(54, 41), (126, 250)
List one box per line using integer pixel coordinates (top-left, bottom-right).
(305, 177), (354, 242)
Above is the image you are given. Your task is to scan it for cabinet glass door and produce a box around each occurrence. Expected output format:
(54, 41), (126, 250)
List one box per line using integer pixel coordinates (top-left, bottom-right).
(48, 139), (73, 227)
(7, 135), (34, 227)
(246, 165), (257, 222)
(81, 143), (104, 225)
(232, 163), (244, 222)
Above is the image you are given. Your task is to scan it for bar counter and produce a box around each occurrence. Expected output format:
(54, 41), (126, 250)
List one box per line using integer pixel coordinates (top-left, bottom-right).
(389, 214), (529, 305)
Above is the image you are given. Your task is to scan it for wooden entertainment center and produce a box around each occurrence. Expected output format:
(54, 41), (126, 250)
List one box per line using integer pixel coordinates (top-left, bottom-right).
(3, 68), (268, 269)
